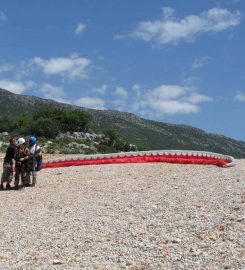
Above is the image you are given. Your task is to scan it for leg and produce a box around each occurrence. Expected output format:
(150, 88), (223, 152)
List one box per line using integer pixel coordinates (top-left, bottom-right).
(26, 160), (34, 186)
(14, 166), (21, 189)
(6, 170), (13, 189)
(7, 167), (13, 186)
(20, 165), (27, 186)
(1, 163), (12, 189)
(20, 171), (25, 186)
(25, 172), (31, 187)
(1, 166), (5, 188)
(32, 171), (37, 186)
(0, 171), (5, 189)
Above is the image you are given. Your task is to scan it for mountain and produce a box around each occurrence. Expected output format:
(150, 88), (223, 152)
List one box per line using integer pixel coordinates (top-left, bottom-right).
(1, 88), (245, 158)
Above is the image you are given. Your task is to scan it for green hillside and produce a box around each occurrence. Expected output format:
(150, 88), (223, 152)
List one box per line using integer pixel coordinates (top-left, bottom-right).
(1, 88), (245, 157)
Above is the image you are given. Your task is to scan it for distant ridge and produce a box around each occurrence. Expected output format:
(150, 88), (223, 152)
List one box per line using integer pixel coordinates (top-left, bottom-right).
(1, 88), (245, 158)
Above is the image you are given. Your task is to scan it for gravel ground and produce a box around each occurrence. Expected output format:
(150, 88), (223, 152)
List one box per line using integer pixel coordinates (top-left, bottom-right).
(0, 154), (244, 270)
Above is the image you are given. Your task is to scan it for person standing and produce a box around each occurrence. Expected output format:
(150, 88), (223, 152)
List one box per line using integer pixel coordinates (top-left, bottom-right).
(14, 138), (29, 190)
(0, 138), (16, 190)
(26, 136), (42, 187)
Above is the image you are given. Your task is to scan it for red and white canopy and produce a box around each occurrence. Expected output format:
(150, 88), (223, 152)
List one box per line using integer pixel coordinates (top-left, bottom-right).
(43, 150), (235, 169)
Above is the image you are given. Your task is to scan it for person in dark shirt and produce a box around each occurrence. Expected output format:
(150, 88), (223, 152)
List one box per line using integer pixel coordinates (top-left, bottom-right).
(1, 138), (16, 190)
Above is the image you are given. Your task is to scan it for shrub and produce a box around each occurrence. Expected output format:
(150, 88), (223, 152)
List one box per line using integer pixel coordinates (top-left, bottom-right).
(33, 108), (93, 132)
(103, 129), (132, 152)
(137, 144), (150, 151)
(0, 116), (12, 132)
(29, 118), (60, 139)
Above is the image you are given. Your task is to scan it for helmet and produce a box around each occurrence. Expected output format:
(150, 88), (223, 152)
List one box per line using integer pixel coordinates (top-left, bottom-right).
(16, 138), (25, 147)
(29, 136), (37, 145)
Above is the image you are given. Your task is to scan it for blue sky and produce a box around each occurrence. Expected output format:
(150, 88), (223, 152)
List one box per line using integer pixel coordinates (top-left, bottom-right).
(0, 0), (244, 141)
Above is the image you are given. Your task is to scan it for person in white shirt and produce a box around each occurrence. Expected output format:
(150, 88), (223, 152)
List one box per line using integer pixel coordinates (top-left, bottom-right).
(26, 136), (42, 187)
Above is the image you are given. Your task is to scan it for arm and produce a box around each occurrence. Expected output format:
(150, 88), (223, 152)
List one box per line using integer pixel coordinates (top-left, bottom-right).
(35, 146), (42, 158)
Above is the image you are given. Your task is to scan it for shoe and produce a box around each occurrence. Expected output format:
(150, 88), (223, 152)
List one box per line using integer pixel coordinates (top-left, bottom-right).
(24, 183), (30, 187)
(6, 184), (11, 190)
(0, 184), (4, 190)
(14, 186), (19, 190)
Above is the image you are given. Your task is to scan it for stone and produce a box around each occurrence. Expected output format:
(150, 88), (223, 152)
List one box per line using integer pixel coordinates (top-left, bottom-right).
(192, 250), (203, 257)
(53, 259), (63, 265)
(0, 253), (9, 260)
(210, 234), (217, 241)
(196, 233), (205, 240)
(215, 224), (225, 231)
(172, 238), (181, 243)
(237, 217), (244, 222)
(138, 228), (147, 235)
(126, 260), (133, 266)
(233, 204), (242, 211)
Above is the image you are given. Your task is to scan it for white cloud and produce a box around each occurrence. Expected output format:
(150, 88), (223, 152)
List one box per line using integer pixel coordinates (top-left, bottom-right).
(0, 63), (14, 73)
(132, 84), (141, 99)
(161, 7), (175, 19)
(149, 85), (186, 99)
(133, 84), (212, 115)
(191, 56), (210, 70)
(182, 76), (199, 86)
(113, 87), (128, 110)
(39, 83), (69, 103)
(0, 60), (35, 80)
(0, 80), (31, 94)
(125, 7), (241, 46)
(0, 11), (7, 23)
(184, 93), (213, 104)
(151, 100), (198, 114)
(32, 54), (91, 80)
(115, 86), (128, 99)
(75, 22), (86, 35)
(74, 97), (106, 109)
(25, 80), (36, 89)
(234, 92), (245, 102)
(92, 84), (107, 95)
(132, 84), (141, 91)
(113, 99), (127, 111)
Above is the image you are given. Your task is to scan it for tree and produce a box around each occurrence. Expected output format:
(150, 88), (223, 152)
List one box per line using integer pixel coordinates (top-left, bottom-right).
(104, 129), (129, 151)
(33, 108), (93, 132)
(11, 114), (32, 132)
(29, 118), (60, 138)
(0, 116), (12, 132)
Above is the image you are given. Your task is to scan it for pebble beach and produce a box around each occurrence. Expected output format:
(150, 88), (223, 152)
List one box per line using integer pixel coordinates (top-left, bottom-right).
(0, 154), (244, 269)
